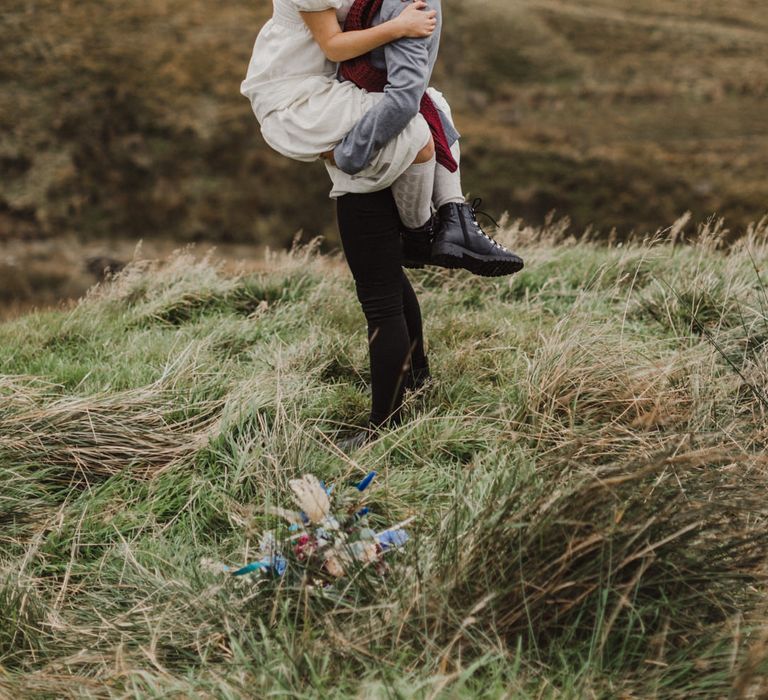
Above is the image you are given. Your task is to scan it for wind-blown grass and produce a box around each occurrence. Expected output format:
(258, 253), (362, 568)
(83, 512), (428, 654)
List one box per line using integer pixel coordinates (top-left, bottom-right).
(1, 220), (767, 697)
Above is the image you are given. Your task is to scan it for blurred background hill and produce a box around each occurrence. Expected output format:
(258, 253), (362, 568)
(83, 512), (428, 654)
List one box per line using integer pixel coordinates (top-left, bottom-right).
(1, 0), (767, 310)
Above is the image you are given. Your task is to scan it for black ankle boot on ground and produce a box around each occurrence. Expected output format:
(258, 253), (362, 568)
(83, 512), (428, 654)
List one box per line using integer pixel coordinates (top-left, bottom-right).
(401, 217), (435, 269)
(335, 424), (378, 453)
(432, 200), (524, 277)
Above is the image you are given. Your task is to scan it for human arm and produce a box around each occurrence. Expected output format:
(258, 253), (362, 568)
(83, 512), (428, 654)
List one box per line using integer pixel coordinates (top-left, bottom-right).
(300, 2), (436, 64)
(332, 4), (434, 174)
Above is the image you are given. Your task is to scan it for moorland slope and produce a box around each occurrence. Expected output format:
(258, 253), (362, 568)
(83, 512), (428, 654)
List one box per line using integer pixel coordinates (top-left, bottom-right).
(2, 0), (767, 245)
(1, 220), (767, 696)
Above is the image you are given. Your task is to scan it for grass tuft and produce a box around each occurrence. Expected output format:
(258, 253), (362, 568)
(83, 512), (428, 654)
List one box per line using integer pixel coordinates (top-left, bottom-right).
(0, 225), (767, 696)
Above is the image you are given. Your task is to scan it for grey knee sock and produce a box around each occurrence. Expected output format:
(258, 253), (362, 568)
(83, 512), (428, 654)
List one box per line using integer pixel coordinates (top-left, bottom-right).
(432, 142), (465, 210)
(392, 154), (436, 229)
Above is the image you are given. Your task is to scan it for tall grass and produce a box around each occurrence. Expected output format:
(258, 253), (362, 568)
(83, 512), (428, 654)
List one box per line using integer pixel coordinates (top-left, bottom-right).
(1, 220), (767, 697)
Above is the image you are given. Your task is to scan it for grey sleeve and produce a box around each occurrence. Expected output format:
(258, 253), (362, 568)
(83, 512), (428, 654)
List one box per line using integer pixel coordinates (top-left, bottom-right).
(333, 17), (430, 174)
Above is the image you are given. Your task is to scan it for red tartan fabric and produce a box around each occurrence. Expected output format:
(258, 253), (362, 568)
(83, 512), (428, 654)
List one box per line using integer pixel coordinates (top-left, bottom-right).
(340, 0), (458, 172)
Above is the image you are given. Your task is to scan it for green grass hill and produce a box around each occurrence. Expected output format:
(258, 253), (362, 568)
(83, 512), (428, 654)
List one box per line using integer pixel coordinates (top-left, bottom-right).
(1, 220), (767, 697)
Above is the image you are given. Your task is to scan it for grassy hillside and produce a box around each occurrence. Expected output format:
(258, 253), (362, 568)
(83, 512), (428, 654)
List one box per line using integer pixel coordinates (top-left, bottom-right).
(1, 221), (767, 697)
(2, 0), (767, 246)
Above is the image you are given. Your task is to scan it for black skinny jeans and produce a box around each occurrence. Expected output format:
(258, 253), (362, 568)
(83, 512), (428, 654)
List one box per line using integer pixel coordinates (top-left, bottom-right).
(336, 189), (429, 428)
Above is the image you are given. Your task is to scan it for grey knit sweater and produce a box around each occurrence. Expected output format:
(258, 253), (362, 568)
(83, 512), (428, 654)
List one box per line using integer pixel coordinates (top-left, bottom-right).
(333, 0), (459, 175)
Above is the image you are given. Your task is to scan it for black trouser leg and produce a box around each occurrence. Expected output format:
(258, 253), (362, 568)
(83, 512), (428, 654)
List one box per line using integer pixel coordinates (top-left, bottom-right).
(336, 189), (418, 428)
(401, 270), (430, 386)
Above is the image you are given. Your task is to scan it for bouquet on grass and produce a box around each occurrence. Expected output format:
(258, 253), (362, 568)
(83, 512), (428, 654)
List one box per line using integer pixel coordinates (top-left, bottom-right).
(225, 472), (412, 582)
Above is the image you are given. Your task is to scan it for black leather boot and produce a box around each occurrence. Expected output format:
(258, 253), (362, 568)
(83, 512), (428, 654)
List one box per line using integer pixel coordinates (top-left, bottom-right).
(401, 217), (435, 269)
(432, 200), (524, 277)
(336, 424), (378, 453)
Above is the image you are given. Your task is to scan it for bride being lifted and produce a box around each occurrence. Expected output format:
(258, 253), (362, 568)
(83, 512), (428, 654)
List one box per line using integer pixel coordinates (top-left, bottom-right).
(240, 0), (523, 276)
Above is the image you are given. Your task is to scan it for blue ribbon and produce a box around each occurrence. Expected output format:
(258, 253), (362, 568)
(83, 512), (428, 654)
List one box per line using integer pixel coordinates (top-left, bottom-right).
(231, 555), (287, 577)
(356, 471), (377, 492)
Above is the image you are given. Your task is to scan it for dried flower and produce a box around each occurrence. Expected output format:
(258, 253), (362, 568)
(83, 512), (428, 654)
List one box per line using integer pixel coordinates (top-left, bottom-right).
(289, 474), (331, 524)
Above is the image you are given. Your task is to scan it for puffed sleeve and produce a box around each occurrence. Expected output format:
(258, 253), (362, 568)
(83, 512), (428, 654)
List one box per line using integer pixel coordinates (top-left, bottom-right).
(291, 0), (342, 11)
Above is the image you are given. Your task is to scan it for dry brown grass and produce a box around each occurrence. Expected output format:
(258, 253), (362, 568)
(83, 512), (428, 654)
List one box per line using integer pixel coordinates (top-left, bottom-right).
(2, 0), (767, 252)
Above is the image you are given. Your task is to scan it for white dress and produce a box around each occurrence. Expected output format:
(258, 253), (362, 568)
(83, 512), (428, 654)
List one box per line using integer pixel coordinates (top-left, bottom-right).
(240, 0), (447, 198)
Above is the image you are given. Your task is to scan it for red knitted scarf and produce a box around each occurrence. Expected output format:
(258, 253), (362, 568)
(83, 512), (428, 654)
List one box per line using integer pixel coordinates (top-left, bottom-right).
(340, 0), (458, 172)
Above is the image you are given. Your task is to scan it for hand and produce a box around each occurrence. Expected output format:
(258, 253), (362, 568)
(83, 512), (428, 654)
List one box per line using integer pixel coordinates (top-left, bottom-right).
(321, 149), (336, 166)
(395, 1), (437, 39)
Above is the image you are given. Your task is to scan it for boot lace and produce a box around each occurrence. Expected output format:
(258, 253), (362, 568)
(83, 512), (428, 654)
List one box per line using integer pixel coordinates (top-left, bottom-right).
(466, 198), (509, 251)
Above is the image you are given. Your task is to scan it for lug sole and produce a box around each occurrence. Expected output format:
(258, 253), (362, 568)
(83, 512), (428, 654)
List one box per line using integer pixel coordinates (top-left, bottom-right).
(432, 241), (524, 277)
